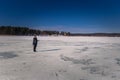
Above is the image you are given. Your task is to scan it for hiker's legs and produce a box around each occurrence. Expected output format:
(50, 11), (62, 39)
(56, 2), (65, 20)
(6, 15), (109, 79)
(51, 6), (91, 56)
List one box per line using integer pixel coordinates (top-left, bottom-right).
(33, 45), (37, 52)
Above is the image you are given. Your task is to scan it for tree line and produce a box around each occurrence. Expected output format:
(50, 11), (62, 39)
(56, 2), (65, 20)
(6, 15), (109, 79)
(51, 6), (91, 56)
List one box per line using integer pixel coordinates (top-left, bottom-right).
(0, 26), (70, 36)
(1, 26), (119, 37)
(70, 33), (120, 37)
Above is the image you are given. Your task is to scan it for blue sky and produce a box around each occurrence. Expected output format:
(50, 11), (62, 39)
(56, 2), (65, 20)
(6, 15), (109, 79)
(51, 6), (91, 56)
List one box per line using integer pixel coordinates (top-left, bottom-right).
(0, 0), (120, 33)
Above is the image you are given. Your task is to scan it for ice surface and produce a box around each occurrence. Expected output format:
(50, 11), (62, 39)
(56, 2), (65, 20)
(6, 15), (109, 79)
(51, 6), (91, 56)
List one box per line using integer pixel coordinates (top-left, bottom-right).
(0, 36), (120, 80)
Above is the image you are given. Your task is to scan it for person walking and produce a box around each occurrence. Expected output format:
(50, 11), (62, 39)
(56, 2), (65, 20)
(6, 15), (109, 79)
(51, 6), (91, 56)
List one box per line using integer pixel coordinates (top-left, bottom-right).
(33, 34), (38, 52)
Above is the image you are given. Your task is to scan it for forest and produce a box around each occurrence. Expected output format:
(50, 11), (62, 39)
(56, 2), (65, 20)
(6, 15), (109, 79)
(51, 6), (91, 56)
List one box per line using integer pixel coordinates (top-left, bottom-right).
(0, 26), (120, 37)
(0, 26), (70, 36)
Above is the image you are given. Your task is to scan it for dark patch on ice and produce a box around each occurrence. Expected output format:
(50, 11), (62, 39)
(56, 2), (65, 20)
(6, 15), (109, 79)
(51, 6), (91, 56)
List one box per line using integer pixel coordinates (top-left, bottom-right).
(0, 52), (18, 59)
(93, 47), (101, 49)
(40, 49), (61, 52)
(60, 55), (94, 65)
(115, 58), (120, 66)
(22, 62), (27, 65)
(58, 69), (67, 73)
(55, 72), (58, 77)
(81, 66), (108, 76)
(76, 47), (89, 53)
(0, 43), (8, 46)
(80, 47), (89, 52)
(55, 72), (59, 80)
(74, 44), (83, 46)
(80, 79), (87, 80)
(110, 43), (120, 47)
(111, 75), (116, 78)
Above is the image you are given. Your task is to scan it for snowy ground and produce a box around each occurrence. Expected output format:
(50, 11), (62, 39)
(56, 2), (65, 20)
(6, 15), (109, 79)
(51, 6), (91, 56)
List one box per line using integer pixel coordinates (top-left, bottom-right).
(0, 36), (120, 80)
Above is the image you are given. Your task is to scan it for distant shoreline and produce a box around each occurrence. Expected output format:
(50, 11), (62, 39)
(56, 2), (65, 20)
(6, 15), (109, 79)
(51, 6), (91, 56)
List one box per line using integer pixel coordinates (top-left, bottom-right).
(0, 34), (120, 37)
(0, 26), (120, 37)
(70, 33), (120, 37)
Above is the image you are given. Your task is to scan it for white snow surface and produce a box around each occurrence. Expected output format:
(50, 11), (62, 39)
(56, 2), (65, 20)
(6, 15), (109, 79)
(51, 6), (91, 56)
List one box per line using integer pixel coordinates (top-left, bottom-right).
(0, 36), (120, 80)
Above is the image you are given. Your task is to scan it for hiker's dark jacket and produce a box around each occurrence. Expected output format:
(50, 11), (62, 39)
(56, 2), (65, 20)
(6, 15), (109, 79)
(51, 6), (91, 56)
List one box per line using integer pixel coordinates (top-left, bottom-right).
(33, 37), (38, 46)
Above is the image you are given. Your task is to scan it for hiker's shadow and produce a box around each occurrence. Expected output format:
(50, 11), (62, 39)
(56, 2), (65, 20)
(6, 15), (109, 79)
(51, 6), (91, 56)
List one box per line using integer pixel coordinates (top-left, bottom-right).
(40, 49), (61, 52)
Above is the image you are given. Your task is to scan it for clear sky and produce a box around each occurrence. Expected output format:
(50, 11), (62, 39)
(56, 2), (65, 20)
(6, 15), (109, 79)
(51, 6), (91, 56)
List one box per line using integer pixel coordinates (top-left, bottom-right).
(0, 0), (120, 33)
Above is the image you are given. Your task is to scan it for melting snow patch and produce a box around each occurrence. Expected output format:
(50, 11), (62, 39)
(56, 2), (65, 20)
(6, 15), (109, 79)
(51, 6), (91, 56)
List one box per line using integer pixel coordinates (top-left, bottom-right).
(0, 52), (18, 59)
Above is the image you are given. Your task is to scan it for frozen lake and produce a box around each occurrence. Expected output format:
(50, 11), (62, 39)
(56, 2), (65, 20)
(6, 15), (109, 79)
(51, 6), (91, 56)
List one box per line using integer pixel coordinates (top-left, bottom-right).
(0, 36), (120, 80)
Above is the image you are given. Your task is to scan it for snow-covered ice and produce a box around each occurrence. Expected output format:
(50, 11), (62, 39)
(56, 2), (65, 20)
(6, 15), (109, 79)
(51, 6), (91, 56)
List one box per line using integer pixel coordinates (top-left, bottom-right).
(0, 36), (120, 80)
